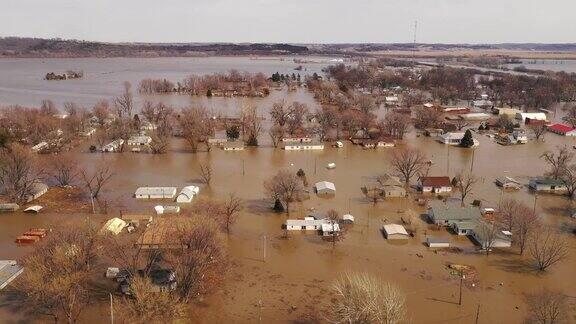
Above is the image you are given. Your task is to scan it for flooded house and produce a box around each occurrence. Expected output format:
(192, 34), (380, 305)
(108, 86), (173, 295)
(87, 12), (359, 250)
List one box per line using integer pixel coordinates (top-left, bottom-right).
(460, 113), (490, 121)
(492, 107), (522, 117)
(471, 229), (513, 249)
(512, 128), (528, 143)
(0, 203), (20, 212)
(418, 177), (452, 194)
(207, 138), (228, 146)
(528, 178), (568, 193)
(496, 176), (522, 190)
(427, 204), (482, 228)
(0, 260), (24, 290)
(25, 182), (48, 202)
(283, 142), (324, 151)
(426, 237), (450, 248)
(315, 181), (336, 196)
(175, 186), (200, 203)
(102, 139), (124, 152)
(286, 218), (326, 231)
(139, 121), (157, 131)
(134, 187), (177, 199)
(382, 224), (409, 240)
(127, 135), (152, 146)
(438, 132), (479, 147)
(222, 141), (245, 151)
(547, 123), (576, 136)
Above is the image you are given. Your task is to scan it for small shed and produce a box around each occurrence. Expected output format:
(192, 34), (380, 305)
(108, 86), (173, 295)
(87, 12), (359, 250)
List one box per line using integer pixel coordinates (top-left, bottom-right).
(315, 181), (336, 195)
(426, 237), (450, 248)
(25, 182), (48, 202)
(176, 186), (200, 203)
(382, 224), (409, 240)
(101, 218), (127, 235)
(342, 214), (354, 224)
(23, 205), (43, 213)
(0, 204), (20, 212)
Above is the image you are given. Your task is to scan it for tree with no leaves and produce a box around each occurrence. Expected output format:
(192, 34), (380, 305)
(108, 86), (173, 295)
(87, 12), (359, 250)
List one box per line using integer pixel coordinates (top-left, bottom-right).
(390, 148), (426, 183)
(178, 106), (214, 153)
(497, 199), (541, 255)
(221, 193), (244, 234)
(529, 227), (569, 271)
(263, 170), (303, 215)
(0, 144), (45, 203)
(453, 172), (479, 206)
(525, 289), (568, 324)
(113, 81), (134, 118)
(269, 125), (285, 148)
(79, 164), (115, 200)
(528, 123), (547, 141)
(540, 146), (573, 180)
(46, 153), (78, 186)
(198, 163), (213, 186)
(14, 222), (103, 323)
(328, 272), (406, 324)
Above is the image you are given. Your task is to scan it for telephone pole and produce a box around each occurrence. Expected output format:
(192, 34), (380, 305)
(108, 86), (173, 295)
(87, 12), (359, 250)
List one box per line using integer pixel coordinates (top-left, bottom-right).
(475, 304), (480, 324)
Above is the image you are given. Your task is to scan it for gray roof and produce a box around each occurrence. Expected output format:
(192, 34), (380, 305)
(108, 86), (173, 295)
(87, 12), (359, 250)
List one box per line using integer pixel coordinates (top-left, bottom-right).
(530, 178), (565, 186)
(429, 205), (482, 222)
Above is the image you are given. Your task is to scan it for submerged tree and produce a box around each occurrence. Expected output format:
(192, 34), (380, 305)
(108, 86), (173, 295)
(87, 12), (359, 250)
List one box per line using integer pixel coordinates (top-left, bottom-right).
(525, 289), (568, 324)
(0, 144), (45, 203)
(390, 149), (426, 183)
(263, 170), (303, 215)
(529, 227), (569, 271)
(453, 172), (479, 206)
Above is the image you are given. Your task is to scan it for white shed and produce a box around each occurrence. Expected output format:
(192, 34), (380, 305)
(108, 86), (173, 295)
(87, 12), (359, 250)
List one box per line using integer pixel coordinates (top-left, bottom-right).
(100, 217), (127, 235)
(135, 187), (177, 199)
(315, 181), (336, 195)
(176, 186), (200, 203)
(382, 224), (409, 240)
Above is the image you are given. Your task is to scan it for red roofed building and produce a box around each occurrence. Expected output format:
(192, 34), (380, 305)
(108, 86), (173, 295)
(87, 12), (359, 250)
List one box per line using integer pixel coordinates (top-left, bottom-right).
(418, 176), (453, 194)
(547, 123), (576, 136)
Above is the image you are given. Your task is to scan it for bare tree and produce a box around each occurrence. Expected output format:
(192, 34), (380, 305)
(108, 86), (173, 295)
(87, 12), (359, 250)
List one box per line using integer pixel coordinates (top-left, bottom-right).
(178, 106), (213, 153)
(113, 81), (134, 118)
(0, 144), (45, 203)
(40, 100), (58, 116)
(269, 125), (285, 148)
(328, 272), (406, 324)
(413, 106), (442, 129)
(263, 170), (303, 215)
(149, 129), (169, 154)
(361, 183), (385, 206)
(541, 146), (573, 180)
(270, 100), (290, 127)
(453, 172), (479, 206)
(379, 112), (410, 139)
(241, 105), (262, 145)
(497, 198), (524, 231)
(529, 227), (569, 271)
(525, 289), (568, 324)
(92, 100), (110, 125)
(122, 276), (185, 322)
(528, 123), (547, 141)
(453, 118), (470, 131)
(198, 163), (213, 185)
(80, 164), (115, 200)
(14, 223), (102, 323)
(560, 164), (576, 199)
(390, 149), (426, 183)
(286, 101), (308, 135)
(514, 208), (541, 255)
(221, 193), (243, 234)
(46, 153), (78, 186)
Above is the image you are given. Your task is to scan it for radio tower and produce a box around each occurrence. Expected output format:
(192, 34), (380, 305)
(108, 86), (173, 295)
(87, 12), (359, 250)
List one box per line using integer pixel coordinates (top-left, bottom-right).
(412, 20), (418, 64)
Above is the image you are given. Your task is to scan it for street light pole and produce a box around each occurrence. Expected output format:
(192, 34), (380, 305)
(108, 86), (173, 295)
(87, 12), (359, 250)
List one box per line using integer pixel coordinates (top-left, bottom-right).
(109, 293), (114, 324)
(458, 272), (465, 306)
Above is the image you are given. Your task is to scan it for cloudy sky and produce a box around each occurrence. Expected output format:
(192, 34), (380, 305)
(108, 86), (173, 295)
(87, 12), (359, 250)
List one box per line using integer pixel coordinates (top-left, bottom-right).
(1, 0), (574, 44)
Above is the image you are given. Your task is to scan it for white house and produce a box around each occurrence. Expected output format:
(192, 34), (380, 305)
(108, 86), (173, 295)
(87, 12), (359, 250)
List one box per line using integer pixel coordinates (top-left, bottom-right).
(283, 142), (324, 151)
(281, 136), (313, 143)
(321, 222), (341, 236)
(437, 132), (479, 147)
(127, 135), (152, 146)
(135, 187), (177, 199)
(31, 142), (48, 153)
(286, 218), (327, 231)
(418, 177), (452, 194)
(102, 139), (124, 152)
(315, 181), (336, 195)
(471, 229), (513, 249)
(176, 186), (200, 203)
(528, 178), (568, 193)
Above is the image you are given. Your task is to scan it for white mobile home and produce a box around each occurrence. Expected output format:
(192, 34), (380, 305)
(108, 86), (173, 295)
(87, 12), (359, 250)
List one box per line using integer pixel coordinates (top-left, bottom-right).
(127, 135), (152, 146)
(285, 218), (327, 231)
(222, 141), (245, 151)
(176, 186), (200, 203)
(315, 181), (336, 195)
(135, 187), (177, 199)
(382, 224), (409, 240)
(283, 142), (324, 151)
(515, 112), (546, 122)
(437, 132), (479, 147)
(102, 139), (124, 152)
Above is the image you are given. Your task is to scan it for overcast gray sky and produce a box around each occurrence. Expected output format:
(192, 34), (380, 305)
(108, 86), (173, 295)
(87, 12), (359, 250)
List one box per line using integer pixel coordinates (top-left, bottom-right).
(1, 0), (575, 44)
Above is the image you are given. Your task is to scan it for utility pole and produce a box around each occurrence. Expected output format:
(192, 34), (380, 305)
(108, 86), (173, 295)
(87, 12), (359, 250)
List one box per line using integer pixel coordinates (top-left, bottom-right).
(446, 144), (450, 174)
(109, 293), (114, 324)
(458, 272), (465, 306)
(533, 193), (538, 213)
(242, 159), (245, 176)
(314, 157), (317, 175)
(412, 20), (418, 64)
(262, 235), (267, 262)
(475, 304), (480, 324)
(470, 148), (476, 173)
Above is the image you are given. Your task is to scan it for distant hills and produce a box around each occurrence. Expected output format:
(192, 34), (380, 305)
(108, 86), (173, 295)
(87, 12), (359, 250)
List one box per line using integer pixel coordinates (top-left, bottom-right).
(1, 37), (576, 58)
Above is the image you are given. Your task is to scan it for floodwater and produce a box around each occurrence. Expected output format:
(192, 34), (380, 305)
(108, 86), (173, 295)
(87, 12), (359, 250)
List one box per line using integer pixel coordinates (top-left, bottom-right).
(506, 59), (576, 73)
(0, 58), (575, 323)
(0, 56), (337, 108)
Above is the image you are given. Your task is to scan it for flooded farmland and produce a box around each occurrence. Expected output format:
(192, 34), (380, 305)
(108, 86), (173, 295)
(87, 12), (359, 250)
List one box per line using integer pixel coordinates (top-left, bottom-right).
(0, 57), (575, 323)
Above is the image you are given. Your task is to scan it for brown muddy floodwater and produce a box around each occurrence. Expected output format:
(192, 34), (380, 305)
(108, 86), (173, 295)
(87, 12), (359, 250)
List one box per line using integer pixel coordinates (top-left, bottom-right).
(0, 58), (575, 323)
